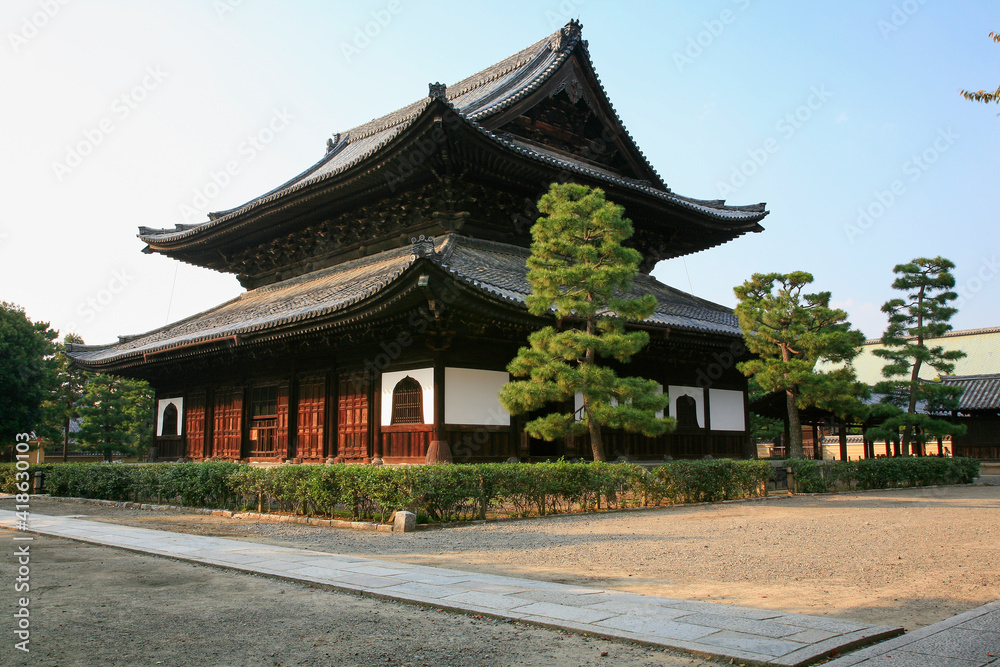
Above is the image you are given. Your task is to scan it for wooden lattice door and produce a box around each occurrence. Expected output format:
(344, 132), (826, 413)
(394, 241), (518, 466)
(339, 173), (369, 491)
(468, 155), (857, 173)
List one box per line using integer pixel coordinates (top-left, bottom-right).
(212, 386), (243, 459)
(296, 376), (326, 460)
(337, 370), (370, 461)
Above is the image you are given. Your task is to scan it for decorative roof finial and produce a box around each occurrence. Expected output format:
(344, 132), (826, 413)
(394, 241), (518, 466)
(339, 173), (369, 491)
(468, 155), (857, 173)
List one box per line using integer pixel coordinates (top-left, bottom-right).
(410, 234), (436, 258)
(326, 132), (341, 153)
(428, 82), (447, 100)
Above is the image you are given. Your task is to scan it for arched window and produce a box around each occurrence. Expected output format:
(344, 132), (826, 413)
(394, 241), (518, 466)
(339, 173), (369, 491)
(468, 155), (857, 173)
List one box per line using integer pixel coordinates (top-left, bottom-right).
(162, 403), (179, 436)
(391, 376), (423, 424)
(675, 395), (699, 430)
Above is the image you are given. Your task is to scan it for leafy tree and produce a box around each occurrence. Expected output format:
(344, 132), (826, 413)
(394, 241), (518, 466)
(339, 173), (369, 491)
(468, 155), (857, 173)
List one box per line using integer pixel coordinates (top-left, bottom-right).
(734, 272), (866, 459)
(0, 302), (57, 449)
(76, 374), (155, 462)
(869, 257), (966, 456)
(960, 32), (999, 105)
(499, 183), (673, 462)
(39, 333), (87, 461)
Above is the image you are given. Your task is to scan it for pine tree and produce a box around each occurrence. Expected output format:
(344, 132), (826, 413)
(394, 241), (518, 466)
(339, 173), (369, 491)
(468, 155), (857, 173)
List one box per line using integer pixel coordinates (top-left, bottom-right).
(77, 374), (154, 462)
(734, 272), (865, 459)
(40, 333), (87, 461)
(869, 257), (966, 456)
(499, 183), (673, 462)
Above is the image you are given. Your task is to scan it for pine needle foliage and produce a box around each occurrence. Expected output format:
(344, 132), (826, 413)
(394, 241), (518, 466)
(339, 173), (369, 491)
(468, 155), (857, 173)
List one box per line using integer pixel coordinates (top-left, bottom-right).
(734, 272), (866, 459)
(499, 183), (673, 462)
(868, 257), (966, 455)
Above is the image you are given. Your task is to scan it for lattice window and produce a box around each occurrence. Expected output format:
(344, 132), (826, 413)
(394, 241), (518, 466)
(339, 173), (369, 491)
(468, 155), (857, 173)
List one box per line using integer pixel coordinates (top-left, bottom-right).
(250, 384), (279, 456)
(390, 376), (423, 425)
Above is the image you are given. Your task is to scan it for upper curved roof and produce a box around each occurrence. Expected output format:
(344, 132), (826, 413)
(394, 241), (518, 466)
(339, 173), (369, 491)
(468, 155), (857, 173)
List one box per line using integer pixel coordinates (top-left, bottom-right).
(138, 21), (766, 250)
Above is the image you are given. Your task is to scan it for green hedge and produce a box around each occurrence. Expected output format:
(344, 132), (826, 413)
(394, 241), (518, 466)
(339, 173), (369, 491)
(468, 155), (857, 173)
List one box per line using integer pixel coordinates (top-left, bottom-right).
(0, 459), (771, 522)
(1, 457), (977, 523)
(786, 457), (981, 493)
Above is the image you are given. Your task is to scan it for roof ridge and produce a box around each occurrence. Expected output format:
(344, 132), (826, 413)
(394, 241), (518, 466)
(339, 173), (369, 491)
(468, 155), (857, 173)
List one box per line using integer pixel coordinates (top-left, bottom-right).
(863, 326), (1000, 345)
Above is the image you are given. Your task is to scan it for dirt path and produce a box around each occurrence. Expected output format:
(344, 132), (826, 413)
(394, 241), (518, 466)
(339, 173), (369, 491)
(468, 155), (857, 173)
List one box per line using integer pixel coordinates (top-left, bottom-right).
(5, 485), (998, 633)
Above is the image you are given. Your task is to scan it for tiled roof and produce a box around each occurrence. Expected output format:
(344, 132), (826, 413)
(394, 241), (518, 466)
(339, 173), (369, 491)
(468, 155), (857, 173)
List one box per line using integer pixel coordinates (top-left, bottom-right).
(437, 236), (740, 335)
(68, 235), (739, 368)
(138, 21), (766, 246)
(940, 374), (1000, 411)
(67, 245), (422, 366)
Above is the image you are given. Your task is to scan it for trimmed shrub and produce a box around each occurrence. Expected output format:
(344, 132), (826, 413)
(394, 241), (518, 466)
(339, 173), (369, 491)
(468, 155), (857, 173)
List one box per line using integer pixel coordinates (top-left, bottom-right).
(0, 456), (980, 523)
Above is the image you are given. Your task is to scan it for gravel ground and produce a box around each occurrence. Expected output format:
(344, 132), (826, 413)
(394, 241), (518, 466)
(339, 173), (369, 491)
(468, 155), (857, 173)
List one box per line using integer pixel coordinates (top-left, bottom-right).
(0, 535), (723, 667)
(3, 485), (997, 637)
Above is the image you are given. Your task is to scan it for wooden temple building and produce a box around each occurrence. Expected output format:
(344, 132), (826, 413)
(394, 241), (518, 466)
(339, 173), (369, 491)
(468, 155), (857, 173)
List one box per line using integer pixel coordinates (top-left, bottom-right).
(67, 22), (768, 464)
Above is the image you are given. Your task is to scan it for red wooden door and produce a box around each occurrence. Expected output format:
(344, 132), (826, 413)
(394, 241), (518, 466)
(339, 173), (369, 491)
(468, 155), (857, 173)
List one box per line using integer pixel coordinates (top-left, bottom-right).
(212, 386), (243, 460)
(296, 376), (326, 460)
(338, 371), (370, 461)
(184, 390), (206, 459)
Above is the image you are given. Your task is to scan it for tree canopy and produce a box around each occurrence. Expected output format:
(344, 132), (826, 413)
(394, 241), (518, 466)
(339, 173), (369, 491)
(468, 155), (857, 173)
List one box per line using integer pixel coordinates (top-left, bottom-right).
(868, 257), (966, 455)
(76, 373), (154, 462)
(734, 272), (865, 458)
(499, 182), (673, 462)
(960, 31), (999, 105)
(39, 333), (87, 460)
(0, 302), (57, 447)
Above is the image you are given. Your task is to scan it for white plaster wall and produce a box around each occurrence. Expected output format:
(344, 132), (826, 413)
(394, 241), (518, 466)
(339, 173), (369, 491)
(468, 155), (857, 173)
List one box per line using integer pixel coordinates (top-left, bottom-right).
(444, 368), (510, 426)
(380, 368), (434, 426)
(156, 397), (183, 436)
(654, 383), (664, 419)
(667, 385), (704, 428)
(709, 388), (746, 431)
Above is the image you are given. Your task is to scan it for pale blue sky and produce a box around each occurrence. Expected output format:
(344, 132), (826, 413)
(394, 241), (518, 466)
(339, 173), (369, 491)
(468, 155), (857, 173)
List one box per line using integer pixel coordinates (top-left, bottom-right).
(2, 0), (997, 345)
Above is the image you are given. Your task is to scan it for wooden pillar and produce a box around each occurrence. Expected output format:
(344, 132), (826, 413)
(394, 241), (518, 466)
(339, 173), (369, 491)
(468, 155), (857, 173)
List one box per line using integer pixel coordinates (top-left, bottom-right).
(839, 420), (848, 462)
(426, 355), (452, 463)
(325, 370), (337, 460)
(240, 385), (250, 460)
(812, 423), (821, 460)
(372, 371), (383, 461)
(783, 413), (791, 458)
(702, 387), (713, 457)
(288, 375), (298, 460)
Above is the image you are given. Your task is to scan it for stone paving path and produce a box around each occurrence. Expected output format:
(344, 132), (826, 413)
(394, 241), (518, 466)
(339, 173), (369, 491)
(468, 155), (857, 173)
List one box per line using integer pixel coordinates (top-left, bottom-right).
(0, 511), (903, 667)
(825, 599), (1000, 666)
